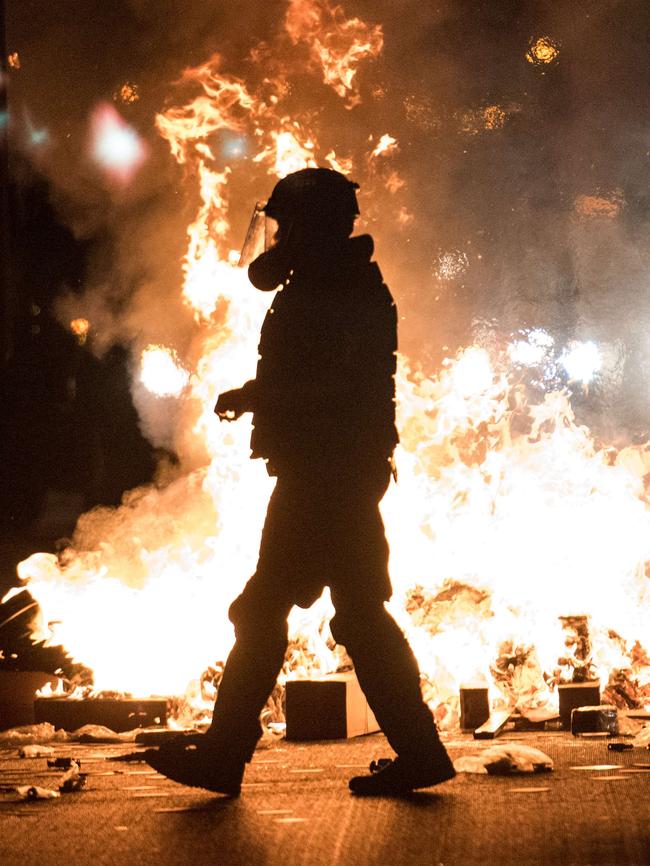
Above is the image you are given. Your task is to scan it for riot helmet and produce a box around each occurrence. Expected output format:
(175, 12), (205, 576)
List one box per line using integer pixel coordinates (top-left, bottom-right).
(239, 168), (360, 267)
(263, 168), (360, 221)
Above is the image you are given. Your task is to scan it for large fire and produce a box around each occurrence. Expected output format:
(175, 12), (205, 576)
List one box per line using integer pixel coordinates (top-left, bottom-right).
(8, 0), (650, 727)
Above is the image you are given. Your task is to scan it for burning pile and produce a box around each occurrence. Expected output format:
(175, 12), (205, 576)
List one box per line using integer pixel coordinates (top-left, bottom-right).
(6, 1), (650, 728)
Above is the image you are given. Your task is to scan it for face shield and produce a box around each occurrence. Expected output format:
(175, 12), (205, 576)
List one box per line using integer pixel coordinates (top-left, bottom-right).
(238, 202), (280, 268)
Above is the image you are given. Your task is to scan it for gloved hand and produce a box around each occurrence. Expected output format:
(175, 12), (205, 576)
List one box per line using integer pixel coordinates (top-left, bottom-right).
(214, 387), (251, 421)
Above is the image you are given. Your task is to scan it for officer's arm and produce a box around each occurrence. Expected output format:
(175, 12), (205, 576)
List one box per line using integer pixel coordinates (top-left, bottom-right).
(214, 379), (257, 420)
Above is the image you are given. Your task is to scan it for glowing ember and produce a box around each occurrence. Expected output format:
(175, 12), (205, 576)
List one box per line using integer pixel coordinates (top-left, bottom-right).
(70, 318), (89, 346)
(89, 103), (147, 184)
(482, 105), (506, 130)
(370, 133), (398, 159)
(140, 345), (190, 397)
(526, 36), (560, 65)
(436, 250), (469, 280)
(115, 82), (140, 104)
(324, 150), (353, 175)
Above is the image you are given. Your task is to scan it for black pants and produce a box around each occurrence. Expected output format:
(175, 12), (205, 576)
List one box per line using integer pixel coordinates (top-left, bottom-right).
(207, 463), (445, 762)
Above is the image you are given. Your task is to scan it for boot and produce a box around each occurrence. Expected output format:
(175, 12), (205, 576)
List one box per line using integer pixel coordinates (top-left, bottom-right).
(143, 737), (245, 796)
(348, 751), (456, 796)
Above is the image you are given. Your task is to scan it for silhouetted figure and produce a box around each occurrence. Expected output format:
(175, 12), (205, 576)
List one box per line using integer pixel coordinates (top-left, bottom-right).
(146, 168), (455, 796)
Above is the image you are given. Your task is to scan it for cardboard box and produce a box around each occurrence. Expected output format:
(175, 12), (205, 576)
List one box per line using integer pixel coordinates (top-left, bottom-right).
(285, 672), (379, 740)
(34, 698), (167, 733)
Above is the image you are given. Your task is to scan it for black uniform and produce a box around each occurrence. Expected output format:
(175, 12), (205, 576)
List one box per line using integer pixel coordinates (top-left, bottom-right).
(208, 234), (445, 764)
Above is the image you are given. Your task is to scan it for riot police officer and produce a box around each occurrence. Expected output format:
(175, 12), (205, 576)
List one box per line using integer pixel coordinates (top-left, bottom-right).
(146, 168), (455, 796)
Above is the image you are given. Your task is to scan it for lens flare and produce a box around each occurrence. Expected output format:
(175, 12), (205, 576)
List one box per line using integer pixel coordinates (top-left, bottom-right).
(560, 341), (602, 385)
(89, 103), (147, 184)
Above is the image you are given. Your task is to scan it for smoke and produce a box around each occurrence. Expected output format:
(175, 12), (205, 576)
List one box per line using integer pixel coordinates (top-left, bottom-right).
(6, 0), (650, 453)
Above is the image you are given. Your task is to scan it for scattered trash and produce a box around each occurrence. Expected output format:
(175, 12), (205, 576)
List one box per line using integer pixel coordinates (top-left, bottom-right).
(16, 785), (60, 800)
(72, 725), (137, 743)
(0, 724), (67, 749)
(18, 745), (55, 758)
(454, 755), (490, 774)
(571, 705), (618, 736)
(48, 757), (81, 769)
(454, 744), (553, 775)
(59, 761), (87, 793)
(607, 743), (633, 752)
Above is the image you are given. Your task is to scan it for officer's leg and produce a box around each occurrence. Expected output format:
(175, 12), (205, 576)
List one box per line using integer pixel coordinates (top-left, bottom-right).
(205, 480), (298, 760)
(206, 581), (292, 761)
(330, 597), (444, 759)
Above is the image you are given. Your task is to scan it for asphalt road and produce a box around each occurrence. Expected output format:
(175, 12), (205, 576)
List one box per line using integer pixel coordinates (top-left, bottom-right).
(1, 730), (649, 866)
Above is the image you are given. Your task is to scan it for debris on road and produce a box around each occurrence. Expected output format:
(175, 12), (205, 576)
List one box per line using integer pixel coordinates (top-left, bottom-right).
(59, 761), (87, 793)
(18, 744), (55, 758)
(0, 723), (67, 749)
(454, 743), (553, 774)
(15, 785), (61, 800)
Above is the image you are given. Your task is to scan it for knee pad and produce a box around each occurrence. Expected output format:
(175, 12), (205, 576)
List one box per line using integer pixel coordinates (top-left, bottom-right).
(229, 595), (288, 648)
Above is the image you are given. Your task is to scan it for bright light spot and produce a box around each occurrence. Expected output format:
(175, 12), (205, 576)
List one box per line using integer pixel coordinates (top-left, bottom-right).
(89, 103), (147, 184)
(370, 133), (398, 159)
(140, 345), (189, 397)
(452, 347), (494, 396)
(560, 341), (602, 385)
(483, 105), (506, 130)
(526, 36), (560, 65)
(70, 318), (90, 345)
(221, 134), (247, 159)
(436, 250), (469, 280)
(116, 82), (140, 104)
(7, 52), (20, 70)
(508, 329), (554, 366)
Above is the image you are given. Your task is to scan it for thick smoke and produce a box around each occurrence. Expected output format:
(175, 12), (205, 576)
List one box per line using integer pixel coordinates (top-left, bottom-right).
(6, 0), (650, 451)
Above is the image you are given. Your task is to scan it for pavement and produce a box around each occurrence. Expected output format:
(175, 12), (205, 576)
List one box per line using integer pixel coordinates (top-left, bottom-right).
(0, 729), (649, 866)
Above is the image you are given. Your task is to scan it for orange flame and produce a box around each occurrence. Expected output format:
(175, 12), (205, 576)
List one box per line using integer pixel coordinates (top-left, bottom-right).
(285, 0), (383, 107)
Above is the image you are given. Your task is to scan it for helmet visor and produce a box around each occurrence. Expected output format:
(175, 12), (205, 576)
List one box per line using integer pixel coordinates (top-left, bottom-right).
(239, 203), (280, 267)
